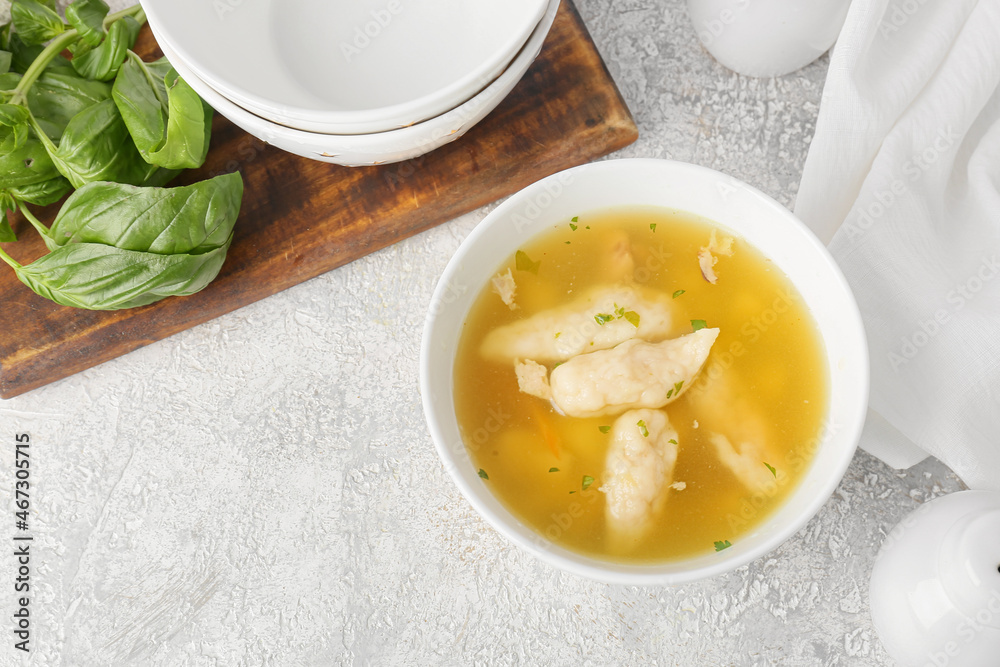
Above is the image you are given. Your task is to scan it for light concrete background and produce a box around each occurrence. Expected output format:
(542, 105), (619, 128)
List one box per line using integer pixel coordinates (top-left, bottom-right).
(0, 1), (964, 665)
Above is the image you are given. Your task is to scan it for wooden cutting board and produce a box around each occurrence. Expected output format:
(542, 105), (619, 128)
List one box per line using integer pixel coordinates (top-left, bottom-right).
(0, 0), (637, 399)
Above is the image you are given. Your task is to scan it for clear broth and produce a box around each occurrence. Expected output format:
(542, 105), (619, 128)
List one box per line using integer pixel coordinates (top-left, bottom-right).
(453, 207), (828, 562)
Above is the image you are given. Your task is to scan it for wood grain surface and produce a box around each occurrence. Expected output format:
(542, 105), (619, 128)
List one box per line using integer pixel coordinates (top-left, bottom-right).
(0, 0), (637, 398)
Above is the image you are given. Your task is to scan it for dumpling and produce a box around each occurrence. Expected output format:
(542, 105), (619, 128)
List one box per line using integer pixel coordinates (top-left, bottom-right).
(549, 328), (719, 418)
(601, 409), (679, 547)
(686, 373), (780, 494)
(479, 284), (673, 363)
(708, 434), (777, 494)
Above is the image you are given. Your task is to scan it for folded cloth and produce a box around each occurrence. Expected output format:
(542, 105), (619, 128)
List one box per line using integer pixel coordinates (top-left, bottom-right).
(795, 0), (1000, 490)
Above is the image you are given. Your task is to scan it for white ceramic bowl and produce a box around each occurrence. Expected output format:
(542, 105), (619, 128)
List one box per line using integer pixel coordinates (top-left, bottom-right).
(141, 0), (547, 135)
(420, 158), (869, 585)
(153, 0), (559, 167)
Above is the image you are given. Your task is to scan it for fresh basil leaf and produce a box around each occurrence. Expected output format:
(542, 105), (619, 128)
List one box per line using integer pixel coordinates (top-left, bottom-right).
(2, 123), (29, 152)
(0, 129), (61, 189)
(0, 50), (12, 75)
(10, 240), (232, 310)
(10, 0), (65, 46)
(0, 213), (15, 242)
(65, 0), (109, 47)
(0, 103), (30, 133)
(0, 105), (30, 151)
(113, 54), (213, 169)
(48, 173), (243, 255)
(0, 191), (17, 242)
(47, 98), (151, 188)
(7, 175), (71, 206)
(0, 72), (21, 91)
(5, 32), (42, 74)
(27, 70), (112, 140)
(69, 16), (140, 82)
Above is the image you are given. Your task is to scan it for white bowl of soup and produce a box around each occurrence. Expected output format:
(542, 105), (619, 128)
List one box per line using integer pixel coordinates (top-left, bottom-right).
(420, 158), (868, 585)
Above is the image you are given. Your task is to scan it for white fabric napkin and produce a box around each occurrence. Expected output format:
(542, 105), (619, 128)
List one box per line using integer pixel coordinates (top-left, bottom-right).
(795, 0), (1000, 490)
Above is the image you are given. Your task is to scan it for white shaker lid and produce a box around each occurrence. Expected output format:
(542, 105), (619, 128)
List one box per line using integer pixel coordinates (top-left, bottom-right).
(870, 491), (1000, 667)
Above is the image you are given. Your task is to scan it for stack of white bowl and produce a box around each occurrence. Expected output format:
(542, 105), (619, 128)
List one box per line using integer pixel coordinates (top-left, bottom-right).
(141, 0), (560, 167)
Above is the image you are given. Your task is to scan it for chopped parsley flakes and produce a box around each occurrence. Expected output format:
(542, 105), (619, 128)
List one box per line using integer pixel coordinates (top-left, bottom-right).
(515, 250), (541, 275)
(596, 306), (640, 328)
(763, 462), (777, 478)
(691, 319), (708, 331)
(714, 540), (732, 552)
(637, 420), (649, 437)
(582, 475), (595, 491)
(549, 467), (560, 473)
(599, 425), (611, 434)
(672, 289), (686, 299)
(478, 469), (489, 480)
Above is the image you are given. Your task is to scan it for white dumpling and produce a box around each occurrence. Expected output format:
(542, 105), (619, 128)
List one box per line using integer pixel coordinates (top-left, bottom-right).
(708, 434), (777, 494)
(601, 409), (679, 546)
(479, 284), (673, 363)
(686, 373), (780, 494)
(549, 328), (719, 418)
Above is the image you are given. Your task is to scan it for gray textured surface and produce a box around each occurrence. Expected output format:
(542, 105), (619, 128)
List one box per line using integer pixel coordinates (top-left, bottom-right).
(0, 1), (967, 665)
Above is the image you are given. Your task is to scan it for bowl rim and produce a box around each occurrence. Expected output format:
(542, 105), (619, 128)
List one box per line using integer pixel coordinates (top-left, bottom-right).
(149, 0), (560, 162)
(141, 0), (548, 133)
(419, 157), (870, 585)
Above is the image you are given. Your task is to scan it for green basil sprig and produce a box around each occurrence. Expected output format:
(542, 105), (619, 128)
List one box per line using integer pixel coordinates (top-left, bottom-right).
(1, 174), (242, 309)
(0, 2), (246, 310)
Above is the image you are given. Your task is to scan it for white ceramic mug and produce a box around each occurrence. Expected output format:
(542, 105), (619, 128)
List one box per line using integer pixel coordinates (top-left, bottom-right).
(687, 0), (852, 77)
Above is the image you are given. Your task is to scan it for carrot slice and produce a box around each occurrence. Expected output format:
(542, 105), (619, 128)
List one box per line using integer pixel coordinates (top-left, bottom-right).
(532, 403), (560, 459)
